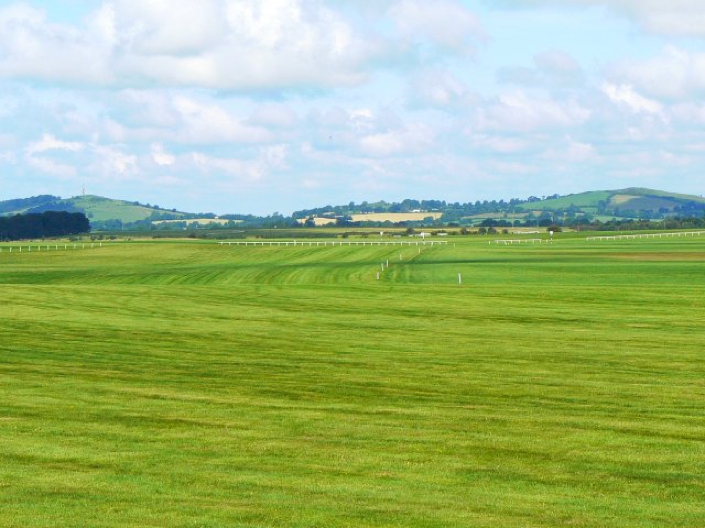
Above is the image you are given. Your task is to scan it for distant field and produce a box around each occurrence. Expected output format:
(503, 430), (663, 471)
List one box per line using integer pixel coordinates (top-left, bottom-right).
(351, 212), (443, 222)
(1, 235), (704, 527)
(531, 191), (612, 210)
(152, 218), (237, 226)
(309, 217), (338, 226)
(464, 213), (526, 220)
(298, 212), (443, 225)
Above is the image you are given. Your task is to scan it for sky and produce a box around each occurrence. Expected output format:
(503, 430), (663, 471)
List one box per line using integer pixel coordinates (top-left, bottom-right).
(0, 1), (704, 215)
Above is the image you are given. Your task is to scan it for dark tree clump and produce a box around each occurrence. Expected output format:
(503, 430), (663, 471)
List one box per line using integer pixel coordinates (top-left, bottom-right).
(0, 211), (90, 241)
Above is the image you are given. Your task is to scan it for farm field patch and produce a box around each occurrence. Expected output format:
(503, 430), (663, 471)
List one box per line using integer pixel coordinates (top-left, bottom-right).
(1, 237), (704, 527)
(350, 212), (443, 222)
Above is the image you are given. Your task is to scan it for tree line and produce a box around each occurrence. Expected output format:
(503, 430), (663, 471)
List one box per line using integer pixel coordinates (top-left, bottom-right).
(0, 211), (90, 241)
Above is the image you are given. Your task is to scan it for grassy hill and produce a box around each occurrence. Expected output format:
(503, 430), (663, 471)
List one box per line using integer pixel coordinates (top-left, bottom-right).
(2, 187), (704, 231)
(0, 195), (189, 226)
(531, 187), (705, 214)
(69, 195), (185, 223)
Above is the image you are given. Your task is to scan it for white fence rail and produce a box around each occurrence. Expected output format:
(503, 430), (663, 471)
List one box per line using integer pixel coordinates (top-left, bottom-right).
(0, 242), (102, 254)
(586, 231), (705, 241)
(218, 240), (448, 247)
(492, 239), (544, 245)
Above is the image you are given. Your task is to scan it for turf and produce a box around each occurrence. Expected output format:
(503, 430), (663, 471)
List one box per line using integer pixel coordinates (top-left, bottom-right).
(1, 237), (704, 527)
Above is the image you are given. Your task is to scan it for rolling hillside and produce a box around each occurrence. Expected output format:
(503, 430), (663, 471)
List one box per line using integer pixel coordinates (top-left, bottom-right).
(1, 187), (704, 230)
(529, 188), (705, 214)
(0, 195), (190, 227)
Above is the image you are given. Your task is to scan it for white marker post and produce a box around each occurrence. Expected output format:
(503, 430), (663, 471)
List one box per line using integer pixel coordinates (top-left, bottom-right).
(458, 273), (462, 285)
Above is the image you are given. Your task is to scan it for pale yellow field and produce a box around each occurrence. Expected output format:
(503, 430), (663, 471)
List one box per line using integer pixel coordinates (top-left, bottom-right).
(350, 212), (443, 222)
(296, 212), (443, 225)
(610, 194), (634, 205)
(311, 217), (338, 226)
(152, 219), (239, 226)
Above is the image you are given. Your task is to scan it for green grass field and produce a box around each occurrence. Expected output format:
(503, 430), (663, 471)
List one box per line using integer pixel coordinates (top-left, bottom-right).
(1, 236), (704, 527)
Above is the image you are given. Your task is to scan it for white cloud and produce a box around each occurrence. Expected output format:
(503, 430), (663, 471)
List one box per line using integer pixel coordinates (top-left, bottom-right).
(609, 46), (705, 100)
(25, 133), (85, 157)
(389, 0), (486, 53)
(0, 0), (385, 90)
(151, 143), (175, 166)
(27, 156), (77, 179)
(172, 96), (272, 144)
(542, 137), (597, 163)
(191, 144), (289, 183)
(113, 0), (227, 56)
(359, 123), (434, 157)
(478, 92), (591, 131)
(616, 0), (705, 37)
(118, 90), (181, 128)
(0, 4), (113, 84)
(23, 133), (144, 181)
(408, 68), (472, 109)
(92, 145), (140, 178)
(260, 144), (288, 169)
(116, 0), (385, 90)
(534, 50), (581, 74)
(499, 50), (583, 88)
(249, 104), (298, 128)
(503, 0), (705, 38)
(672, 102), (705, 124)
(601, 83), (664, 116)
(471, 135), (531, 154)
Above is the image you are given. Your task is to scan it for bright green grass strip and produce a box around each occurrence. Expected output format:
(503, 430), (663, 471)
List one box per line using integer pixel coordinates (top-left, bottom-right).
(1, 239), (704, 526)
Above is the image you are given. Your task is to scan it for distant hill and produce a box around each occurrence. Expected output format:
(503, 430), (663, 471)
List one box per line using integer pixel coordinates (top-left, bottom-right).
(528, 188), (705, 215)
(1, 188), (703, 231)
(293, 188), (705, 227)
(0, 195), (191, 229)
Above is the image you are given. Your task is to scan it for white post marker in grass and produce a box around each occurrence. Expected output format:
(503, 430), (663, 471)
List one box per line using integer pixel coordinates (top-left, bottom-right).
(458, 273), (462, 285)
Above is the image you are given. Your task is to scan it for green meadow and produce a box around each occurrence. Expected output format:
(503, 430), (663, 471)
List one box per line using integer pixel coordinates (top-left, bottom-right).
(1, 236), (704, 527)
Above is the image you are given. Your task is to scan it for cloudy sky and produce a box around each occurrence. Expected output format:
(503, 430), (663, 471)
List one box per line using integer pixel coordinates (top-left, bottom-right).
(0, 0), (704, 214)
